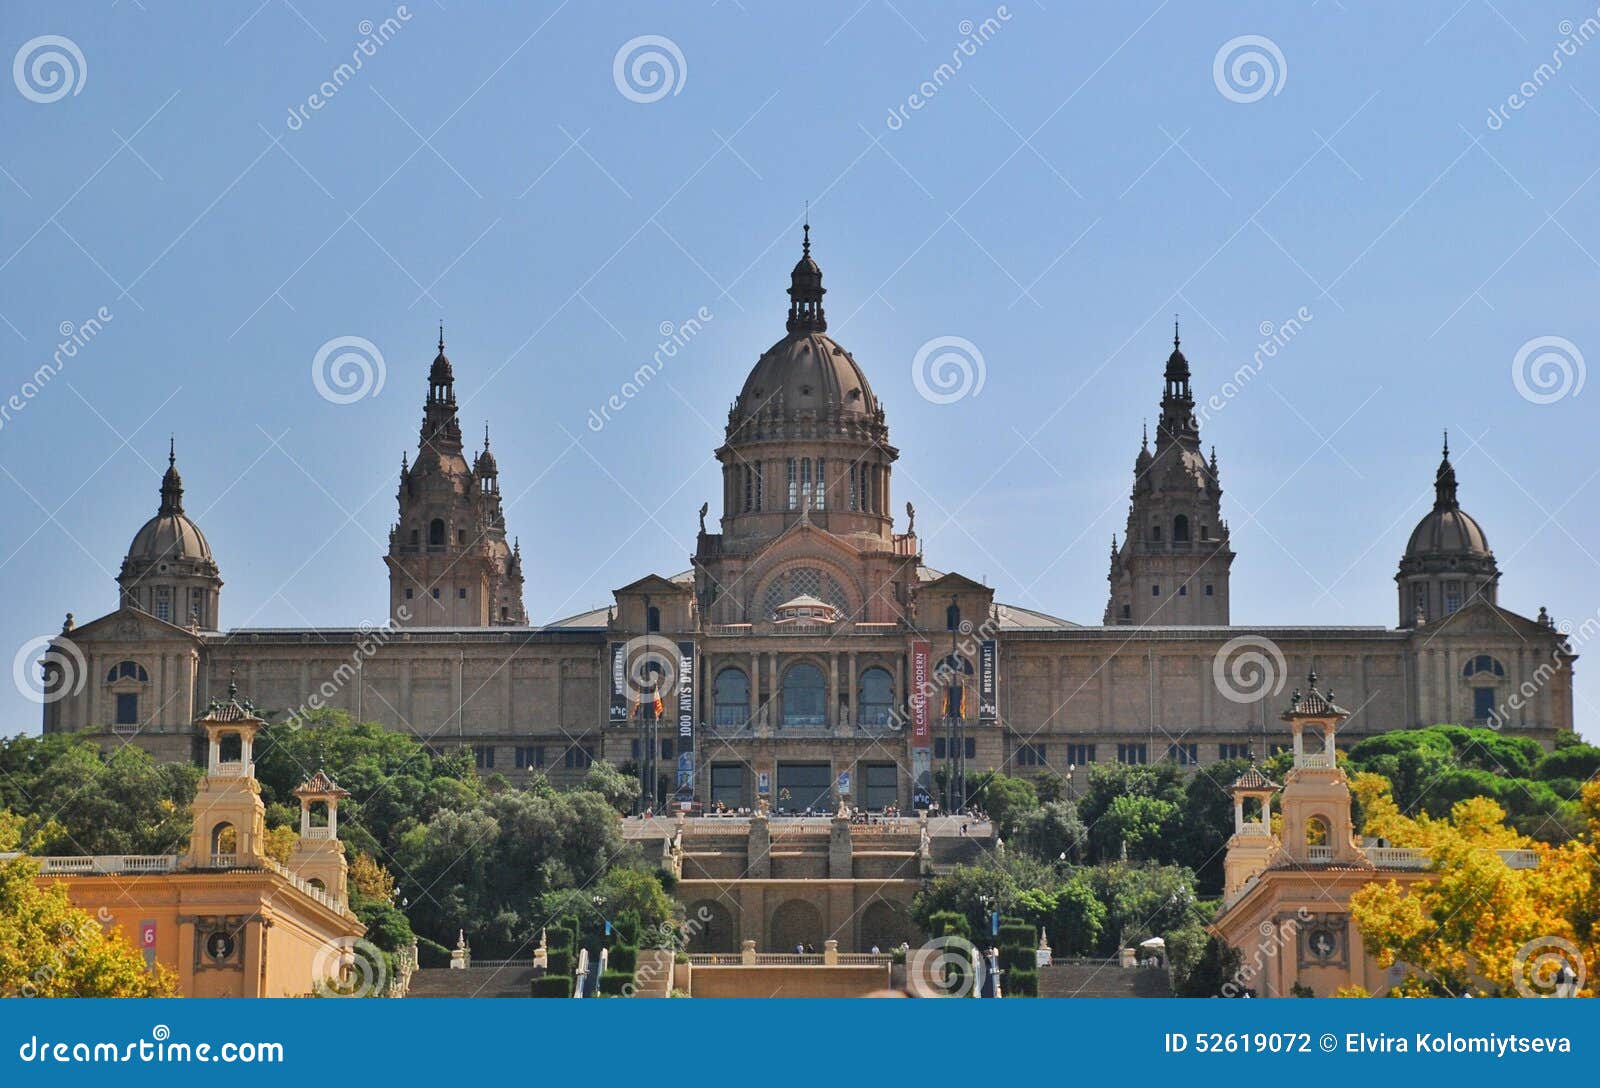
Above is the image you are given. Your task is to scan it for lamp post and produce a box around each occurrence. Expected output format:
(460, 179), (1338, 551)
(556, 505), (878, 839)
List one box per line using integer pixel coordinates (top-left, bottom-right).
(1066, 762), (1076, 802)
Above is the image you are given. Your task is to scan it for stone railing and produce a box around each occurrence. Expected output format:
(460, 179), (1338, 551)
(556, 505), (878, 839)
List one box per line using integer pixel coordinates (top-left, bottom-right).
(34, 854), (179, 875)
(301, 826), (335, 841)
(262, 856), (345, 915)
(1306, 845), (1334, 862)
(209, 853), (238, 869)
(1236, 824), (1271, 836)
(1367, 847), (1430, 869)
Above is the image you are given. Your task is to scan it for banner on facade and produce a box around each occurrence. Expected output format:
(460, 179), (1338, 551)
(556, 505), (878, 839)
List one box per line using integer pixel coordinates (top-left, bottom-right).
(609, 642), (627, 723)
(979, 639), (998, 722)
(911, 640), (932, 808)
(674, 640), (696, 804)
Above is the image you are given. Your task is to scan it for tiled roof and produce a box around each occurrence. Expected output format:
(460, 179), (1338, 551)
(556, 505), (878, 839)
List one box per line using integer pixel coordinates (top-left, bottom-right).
(1229, 765), (1279, 792)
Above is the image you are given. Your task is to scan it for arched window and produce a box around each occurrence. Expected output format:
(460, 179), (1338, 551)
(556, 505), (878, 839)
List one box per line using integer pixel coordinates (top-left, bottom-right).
(1150, 523), (1162, 542)
(781, 663), (826, 727)
(106, 660), (150, 683)
(945, 603), (961, 631)
(210, 822), (236, 860)
(646, 606), (661, 633)
(1463, 655), (1505, 678)
(1173, 515), (1189, 542)
(857, 667), (894, 727)
(428, 518), (445, 547)
(713, 667), (750, 728)
(1304, 816), (1329, 848)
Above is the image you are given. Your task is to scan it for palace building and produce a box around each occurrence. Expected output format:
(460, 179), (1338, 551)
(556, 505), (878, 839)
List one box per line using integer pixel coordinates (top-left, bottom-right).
(39, 228), (1577, 815)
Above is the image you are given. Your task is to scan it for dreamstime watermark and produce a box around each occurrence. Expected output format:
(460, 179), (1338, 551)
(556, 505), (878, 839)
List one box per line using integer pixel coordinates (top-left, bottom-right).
(1212, 635), (1288, 705)
(1195, 307), (1313, 428)
(907, 935), (986, 997)
(612, 35), (686, 103)
(0, 307), (113, 432)
(586, 307), (712, 431)
(890, 614), (1002, 734)
(1482, 606), (1593, 730)
(13, 635), (87, 706)
(911, 335), (986, 405)
(281, 609), (408, 726)
(1511, 935), (1586, 997)
(311, 335), (386, 404)
(284, 8), (413, 131)
(1485, 13), (1600, 131)
(312, 936), (391, 997)
(614, 633), (683, 707)
(617, 905), (714, 997)
(883, 7), (1012, 131)
(12, 35), (85, 103)
(1220, 908), (1312, 997)
(1511, 335), (1585, 405)
(17, 1026), (284, 1064)
(1212, 35), (1286, 103)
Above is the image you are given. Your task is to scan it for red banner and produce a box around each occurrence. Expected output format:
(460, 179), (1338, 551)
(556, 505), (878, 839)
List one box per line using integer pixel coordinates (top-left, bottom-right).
(911, 640), (930, 748)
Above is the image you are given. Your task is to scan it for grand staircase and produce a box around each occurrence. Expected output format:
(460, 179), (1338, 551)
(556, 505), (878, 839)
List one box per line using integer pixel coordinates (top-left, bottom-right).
(631, 950), (674, 997)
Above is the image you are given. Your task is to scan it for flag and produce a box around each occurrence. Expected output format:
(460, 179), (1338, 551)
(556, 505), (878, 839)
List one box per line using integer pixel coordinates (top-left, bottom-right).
(652, 686), (664, 720)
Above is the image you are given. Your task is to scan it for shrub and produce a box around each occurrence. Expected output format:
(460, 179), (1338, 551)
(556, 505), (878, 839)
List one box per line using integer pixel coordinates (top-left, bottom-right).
(531, 975), (572, 998)
(608, 945), (638, 974)
(927, 910), (971, 942)
(546, 949), (574, 978)
(1006, 967), (1038, 997)
(598, 971), (633, 997)
(416, 936), (452, 968)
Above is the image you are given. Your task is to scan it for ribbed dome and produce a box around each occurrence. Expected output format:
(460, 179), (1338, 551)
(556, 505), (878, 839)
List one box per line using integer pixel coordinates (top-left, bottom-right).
(733, 330), (878, 423)
(1405, 506), (1490, 557)
(127, 512), (214, 565)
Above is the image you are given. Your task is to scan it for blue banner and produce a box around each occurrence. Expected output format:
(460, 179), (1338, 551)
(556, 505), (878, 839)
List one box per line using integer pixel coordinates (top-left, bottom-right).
(0, 998), (1589, 1084)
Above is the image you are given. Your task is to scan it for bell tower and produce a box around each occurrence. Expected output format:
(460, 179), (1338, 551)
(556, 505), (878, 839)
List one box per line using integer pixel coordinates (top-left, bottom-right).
(1105, 325), (1233, 625)
(289, 770), (351, 909)
(385, 328), (527, 626)
(1276, 671), (1365, 867)
(185, 682), (268, 869)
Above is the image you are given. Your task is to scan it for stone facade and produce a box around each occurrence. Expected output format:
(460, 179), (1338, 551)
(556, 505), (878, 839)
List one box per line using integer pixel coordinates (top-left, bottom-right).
(39, 229), (1578, 808)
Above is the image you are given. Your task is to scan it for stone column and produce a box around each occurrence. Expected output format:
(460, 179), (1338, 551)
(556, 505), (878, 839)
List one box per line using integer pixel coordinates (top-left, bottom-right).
(749, 652), (760, 722)
(847, 651), (858, 726)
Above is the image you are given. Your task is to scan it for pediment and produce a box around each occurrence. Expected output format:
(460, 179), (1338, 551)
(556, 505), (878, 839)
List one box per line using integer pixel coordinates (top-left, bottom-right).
(61, 605), (204, 646)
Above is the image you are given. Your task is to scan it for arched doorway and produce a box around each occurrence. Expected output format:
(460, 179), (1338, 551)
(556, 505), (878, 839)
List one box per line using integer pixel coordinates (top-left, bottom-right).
(685, 899), (736, 954)
(769, 899), (823, 953)
(859, 899), (917, 952)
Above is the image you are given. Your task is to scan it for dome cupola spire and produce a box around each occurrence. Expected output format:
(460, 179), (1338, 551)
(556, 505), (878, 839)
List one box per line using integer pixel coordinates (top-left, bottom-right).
(786, 218), (827, 333)
(159, 436), (184, 517)
(1434, 429), (1458, 509)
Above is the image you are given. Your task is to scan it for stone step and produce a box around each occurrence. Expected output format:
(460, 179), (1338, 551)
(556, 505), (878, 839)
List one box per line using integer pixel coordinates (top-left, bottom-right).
(1036, 963), (1171, 998)
(404, 966), (537, 998)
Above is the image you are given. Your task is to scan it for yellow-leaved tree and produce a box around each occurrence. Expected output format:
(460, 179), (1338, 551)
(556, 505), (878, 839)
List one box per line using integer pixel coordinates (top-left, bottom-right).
(0, 811), (176, 997)
(1348, 775), (1596, 997)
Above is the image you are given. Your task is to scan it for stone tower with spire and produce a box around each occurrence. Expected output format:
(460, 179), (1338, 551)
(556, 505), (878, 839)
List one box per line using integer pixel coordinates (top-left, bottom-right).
(1104, 325), (1233, 625)
(118, 439), (223, 628)
(384, 329), (528, 627)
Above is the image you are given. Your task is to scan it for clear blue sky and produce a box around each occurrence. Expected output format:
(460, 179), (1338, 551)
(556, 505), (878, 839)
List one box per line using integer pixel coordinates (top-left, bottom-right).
(1, 1), (1595, 740)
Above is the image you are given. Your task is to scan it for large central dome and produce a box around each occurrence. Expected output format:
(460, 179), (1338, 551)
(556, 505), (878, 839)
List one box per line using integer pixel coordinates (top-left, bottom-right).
(730, 224), (879, 428)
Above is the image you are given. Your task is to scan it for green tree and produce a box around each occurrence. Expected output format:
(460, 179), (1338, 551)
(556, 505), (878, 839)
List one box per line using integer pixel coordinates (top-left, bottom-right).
(0, 734), (200, 856)
(977, 773), (1039, 838)
(1015, 800), (1087, 863)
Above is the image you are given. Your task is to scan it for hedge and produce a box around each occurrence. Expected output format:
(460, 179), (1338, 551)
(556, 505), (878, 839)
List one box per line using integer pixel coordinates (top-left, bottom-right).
(531, 976), (572, 998)
(598, 971), (634, 997)
(1006, 968), (1038, 997)
(608, 945), (638, 974)
(546, 949), (574, 978)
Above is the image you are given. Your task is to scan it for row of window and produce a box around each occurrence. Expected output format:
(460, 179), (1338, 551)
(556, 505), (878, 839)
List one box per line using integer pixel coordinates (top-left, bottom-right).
(403, 586), (470, 601)
(474, 743), (594, 771)
(736, 459), (886, 515)
(1003, 741), (1264, 767)
(408, 520), (468, 548)
(1150, 583), (1215, 597)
